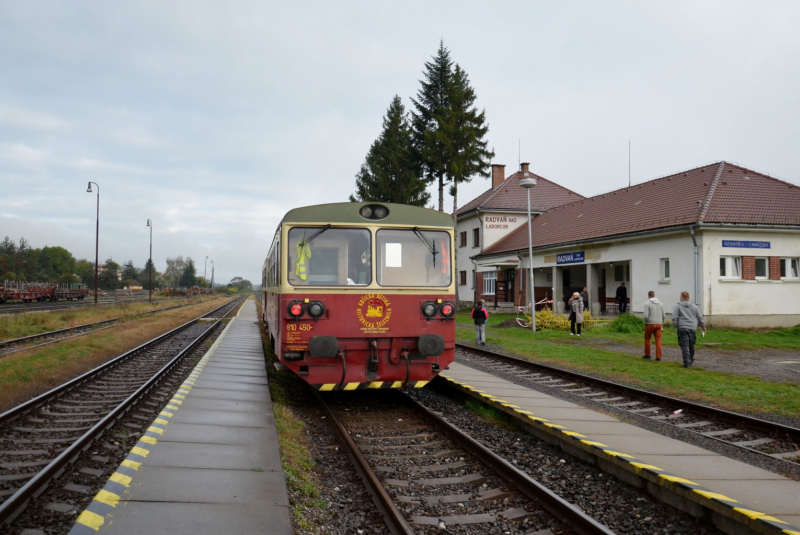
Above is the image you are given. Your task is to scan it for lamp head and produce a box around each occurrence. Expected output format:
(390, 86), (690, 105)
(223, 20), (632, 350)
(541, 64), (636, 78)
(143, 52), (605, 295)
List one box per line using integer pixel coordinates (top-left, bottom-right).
(147, 219), (151, 227)
(86, 183), (93, 193)
(519, 174), (537, 189)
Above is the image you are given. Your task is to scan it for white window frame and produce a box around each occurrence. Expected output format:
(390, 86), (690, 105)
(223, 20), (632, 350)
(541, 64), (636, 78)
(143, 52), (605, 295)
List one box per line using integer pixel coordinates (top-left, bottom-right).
(660, 258), (670, 280)
(482, 271), (496, 295)
(754, 257), (769, 279)
(781, 258), (800, 279)
(720, 256), (742, 279)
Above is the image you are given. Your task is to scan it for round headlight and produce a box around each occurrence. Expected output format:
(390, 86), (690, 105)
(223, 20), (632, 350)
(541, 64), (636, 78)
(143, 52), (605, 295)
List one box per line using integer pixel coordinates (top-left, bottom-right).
(440, 303), (455, 317)
(360, 206), (373, 218)
(308, 301), (325, 319)
(288, 301), (305, 318)
(421, 302), (437, 318)
(373, 206), (388, 219)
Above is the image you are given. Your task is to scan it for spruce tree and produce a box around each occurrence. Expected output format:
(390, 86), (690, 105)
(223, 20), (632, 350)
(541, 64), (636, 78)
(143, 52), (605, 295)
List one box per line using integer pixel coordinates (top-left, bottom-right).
(436, 64), (495, 224)
(350, 96), (430, 206)
(410, 40), (453, 212)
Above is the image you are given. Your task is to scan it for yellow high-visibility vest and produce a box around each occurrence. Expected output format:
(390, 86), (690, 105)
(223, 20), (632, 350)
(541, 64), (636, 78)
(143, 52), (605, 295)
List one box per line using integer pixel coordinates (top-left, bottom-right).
(295, 238), (311, 280)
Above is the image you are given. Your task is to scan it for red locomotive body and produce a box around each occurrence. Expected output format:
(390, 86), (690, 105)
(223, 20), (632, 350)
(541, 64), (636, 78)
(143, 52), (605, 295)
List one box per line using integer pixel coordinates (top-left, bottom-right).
(262, 202), (456, 391)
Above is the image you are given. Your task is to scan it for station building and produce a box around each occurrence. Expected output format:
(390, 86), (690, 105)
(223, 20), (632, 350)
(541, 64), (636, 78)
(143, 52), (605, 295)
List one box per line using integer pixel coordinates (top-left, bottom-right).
(455, 163), (584, 306)
(469, 161), (800, 328)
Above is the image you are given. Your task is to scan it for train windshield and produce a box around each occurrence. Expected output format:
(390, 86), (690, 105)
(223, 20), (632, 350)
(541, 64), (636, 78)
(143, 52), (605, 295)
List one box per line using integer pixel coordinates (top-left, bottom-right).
(376, 229), (452, 287)
(287, 227), (372, 286)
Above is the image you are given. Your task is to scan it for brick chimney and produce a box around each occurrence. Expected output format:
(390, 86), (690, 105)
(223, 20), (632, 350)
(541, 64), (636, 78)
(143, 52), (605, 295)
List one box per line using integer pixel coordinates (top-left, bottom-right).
(520, 162), (530, 174)
(491, 164), (506, 189)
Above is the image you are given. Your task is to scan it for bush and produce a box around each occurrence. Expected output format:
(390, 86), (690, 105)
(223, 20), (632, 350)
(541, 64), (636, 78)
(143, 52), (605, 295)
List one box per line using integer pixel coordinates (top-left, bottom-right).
(607, 313), (645, 333)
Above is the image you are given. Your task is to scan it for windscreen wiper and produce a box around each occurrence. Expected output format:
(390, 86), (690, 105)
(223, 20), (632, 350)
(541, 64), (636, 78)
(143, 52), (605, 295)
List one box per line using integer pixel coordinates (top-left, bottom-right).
(305, 224), (332, 244)
(412, 227), (437, 268)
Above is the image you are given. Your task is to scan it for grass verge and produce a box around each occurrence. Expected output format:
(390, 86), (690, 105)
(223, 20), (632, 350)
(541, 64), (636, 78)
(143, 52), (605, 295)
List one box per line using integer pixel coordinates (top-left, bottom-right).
(457, 311), (800, 351)
(456, 325), (800, 420)
(0, 297), (231, 412)
(0, 296), (220, 341)
(260, 320), (323, 529)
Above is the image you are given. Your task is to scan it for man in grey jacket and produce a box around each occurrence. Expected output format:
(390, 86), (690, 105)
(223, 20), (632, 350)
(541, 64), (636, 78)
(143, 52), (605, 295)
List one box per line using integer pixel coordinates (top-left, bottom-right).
(643, 291), (665, 361)
(672, 291), (706, 368)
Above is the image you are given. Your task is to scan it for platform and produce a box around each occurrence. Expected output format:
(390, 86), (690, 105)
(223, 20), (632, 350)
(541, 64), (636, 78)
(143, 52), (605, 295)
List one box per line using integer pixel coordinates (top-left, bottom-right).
(440, 361), (800, 535)
(70, 299), (292, 535)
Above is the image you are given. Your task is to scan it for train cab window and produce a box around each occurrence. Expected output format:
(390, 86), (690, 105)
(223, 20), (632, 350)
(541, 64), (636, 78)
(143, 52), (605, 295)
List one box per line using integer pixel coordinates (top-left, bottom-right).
(287, 227), (371, 286)
(376, 229), (451, 287)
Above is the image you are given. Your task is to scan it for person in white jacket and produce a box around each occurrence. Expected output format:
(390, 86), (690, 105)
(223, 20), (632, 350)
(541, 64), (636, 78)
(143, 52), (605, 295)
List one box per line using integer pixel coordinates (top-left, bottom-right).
(643, 291), (665, 361)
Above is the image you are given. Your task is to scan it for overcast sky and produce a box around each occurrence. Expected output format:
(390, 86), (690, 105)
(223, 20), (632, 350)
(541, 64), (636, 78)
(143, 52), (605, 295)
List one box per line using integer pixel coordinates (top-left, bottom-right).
(1, 1), (799, 285)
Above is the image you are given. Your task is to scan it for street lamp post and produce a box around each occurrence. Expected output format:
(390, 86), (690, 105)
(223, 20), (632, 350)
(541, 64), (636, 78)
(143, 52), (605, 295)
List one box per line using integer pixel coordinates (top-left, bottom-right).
(520, 174), (538, 333)
(204, 256), (208, 291)
(86, 182), (100, 304)
(210, 260), (214, 293)
(147, 219), (153, 303)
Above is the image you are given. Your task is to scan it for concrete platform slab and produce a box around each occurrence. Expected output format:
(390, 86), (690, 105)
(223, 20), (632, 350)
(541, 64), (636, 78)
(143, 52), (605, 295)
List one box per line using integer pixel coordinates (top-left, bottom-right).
(192, 379), (270, 392)
(193, 372), (269, 385)
(143, 442), (282, 471)
(178, 397), (270, 413)
(164, 408), (273, 428)
(89, 502), (291, 535)
(182, 387), (272, 402)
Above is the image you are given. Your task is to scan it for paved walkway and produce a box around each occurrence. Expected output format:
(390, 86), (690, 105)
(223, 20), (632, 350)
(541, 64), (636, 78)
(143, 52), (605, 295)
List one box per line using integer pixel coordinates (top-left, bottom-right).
(70, 299), (292, 535)
(442, 361), (800, 533)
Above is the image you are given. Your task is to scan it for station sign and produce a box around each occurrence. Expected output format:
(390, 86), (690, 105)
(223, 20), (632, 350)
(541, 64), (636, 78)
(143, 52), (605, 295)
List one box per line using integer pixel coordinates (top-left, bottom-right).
(556, 251), (585, 265)
(722, 240), (770, 249)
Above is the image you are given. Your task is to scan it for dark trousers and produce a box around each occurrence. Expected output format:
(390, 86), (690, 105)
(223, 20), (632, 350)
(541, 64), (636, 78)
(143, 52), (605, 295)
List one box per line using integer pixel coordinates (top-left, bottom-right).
(570, 319), (582, 335)
(677, 329), (696, 366)
(618, 298), (627, 313)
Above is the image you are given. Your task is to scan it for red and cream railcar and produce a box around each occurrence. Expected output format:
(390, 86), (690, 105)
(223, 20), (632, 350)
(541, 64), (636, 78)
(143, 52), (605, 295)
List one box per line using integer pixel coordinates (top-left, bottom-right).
(262, 202), (455, 391)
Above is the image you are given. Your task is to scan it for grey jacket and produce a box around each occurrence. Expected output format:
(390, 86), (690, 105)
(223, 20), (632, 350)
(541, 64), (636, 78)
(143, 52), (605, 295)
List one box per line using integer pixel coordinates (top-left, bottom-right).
(672, 300), (705, 330)
(643, 298), (665, 325)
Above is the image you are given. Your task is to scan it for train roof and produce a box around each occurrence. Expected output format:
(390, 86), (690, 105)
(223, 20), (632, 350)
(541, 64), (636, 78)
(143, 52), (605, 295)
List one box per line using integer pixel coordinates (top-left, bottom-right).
(280, 202), (455, 228)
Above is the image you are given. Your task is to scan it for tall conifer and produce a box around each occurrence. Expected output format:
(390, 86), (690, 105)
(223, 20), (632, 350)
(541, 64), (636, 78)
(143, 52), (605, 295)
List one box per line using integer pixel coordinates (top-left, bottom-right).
(350, 96), (430, 206)
(410, 40), (453, 212)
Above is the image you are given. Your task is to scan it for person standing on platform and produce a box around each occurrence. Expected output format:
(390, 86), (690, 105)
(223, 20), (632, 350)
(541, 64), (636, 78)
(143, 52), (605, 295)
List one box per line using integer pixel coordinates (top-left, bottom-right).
(672, 291), (705, 368)
(580, 286), (589, 313)
(615, 282), (628, 313)
(643, 291), (665, 361)
(568, 292), (584, 336)
(471, 300), (489, 346)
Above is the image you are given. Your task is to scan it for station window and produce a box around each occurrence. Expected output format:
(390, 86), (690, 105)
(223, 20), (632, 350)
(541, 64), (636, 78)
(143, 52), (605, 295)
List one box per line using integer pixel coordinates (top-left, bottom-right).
(460, 231), (467, 247)
(720, 256), (742, 279)
(660, 258), (670, 280)
(482, 271), (496, 295)
(755, 257), (768, 279)
(781, 258), (800, 279)
(472, 228), (480, 248)
(459, 270), (467, 285)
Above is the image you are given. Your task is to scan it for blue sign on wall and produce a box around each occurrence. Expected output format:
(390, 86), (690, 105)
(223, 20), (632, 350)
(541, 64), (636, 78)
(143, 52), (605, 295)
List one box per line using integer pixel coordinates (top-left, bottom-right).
(557, 251), (585, 265)
(722, 240), (771, 249)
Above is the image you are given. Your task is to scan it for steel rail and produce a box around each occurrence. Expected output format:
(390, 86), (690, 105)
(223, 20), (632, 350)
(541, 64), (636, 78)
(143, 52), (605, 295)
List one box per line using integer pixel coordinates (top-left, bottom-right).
(404, 393), (617, 535)
(0, 298), (237, 427)
(310, 388), (414, 535)
(0, 296), (245, 525)
(455, 343), (800, 442)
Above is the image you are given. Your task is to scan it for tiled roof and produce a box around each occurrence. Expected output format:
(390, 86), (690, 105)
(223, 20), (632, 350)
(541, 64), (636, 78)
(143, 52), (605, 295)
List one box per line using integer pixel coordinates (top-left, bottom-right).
(481, 162), (800, 257)
(457, 171), (584, 216)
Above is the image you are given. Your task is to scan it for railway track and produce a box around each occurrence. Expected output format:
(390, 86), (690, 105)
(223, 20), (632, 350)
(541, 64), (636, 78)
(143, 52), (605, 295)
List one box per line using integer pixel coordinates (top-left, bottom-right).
(313, 388), (615, 535)
(0, 297), (245, 527)
(0, 295), (179, 316)
(455, 343), (800, 473)
(0, 303), (190, 357)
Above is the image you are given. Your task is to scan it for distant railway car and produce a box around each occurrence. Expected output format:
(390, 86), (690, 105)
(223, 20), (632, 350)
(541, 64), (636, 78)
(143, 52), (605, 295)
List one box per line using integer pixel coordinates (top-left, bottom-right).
(262, 202), (456, 391)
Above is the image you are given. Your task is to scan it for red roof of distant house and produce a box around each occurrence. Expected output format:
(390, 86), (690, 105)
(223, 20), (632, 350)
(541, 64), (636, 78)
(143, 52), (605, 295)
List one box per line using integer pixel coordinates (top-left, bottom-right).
(481, 162), (800, 257)
(457, 170), (584, 216)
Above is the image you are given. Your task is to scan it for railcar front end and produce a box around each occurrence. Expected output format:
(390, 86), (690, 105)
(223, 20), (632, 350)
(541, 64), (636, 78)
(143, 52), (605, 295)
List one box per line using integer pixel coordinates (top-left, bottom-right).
(262, 203), (456, 391)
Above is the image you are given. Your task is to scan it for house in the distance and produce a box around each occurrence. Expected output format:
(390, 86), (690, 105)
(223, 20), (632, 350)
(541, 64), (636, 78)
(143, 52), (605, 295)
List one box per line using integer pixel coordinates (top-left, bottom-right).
(473, 161), (800, 328)
(455, 162), (584, 307)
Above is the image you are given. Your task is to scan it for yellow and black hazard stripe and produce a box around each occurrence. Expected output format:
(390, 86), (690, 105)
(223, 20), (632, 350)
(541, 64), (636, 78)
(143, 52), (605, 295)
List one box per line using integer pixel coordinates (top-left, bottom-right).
(314, 380), (430, 391)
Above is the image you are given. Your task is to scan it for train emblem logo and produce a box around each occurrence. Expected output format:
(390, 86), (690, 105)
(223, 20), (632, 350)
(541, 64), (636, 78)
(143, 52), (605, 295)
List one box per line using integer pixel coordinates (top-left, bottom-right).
(356, 294), (392, 332)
